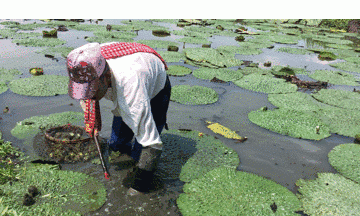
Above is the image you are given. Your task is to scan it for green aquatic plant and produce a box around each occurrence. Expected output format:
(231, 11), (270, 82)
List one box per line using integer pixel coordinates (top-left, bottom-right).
(157, 51), (186, 63)
(170, 85), (218, 105)
(192, 67), (244, 82)
(166, 65), (192, 76)
(0, 163), (106, 215)
(268, 34), (301, 44)
(0, 29), (17, 39)
(313, 106), (360, 138)
(9, 75), (69, 96)
(216, 45), (263, 56)
(36, 47), (75, 58)
(233, 73), (298, 94)
(93, 30), (137, 39)
(270, 66), (295, 77)
(318, 51), (337, 60)
(329, 62), (360, 73)
(309, 70), (360, 86)
(176, 36), (211, 44)
(159, 129), (239, 182)
(328, 143), (360, 184)
(238, 67), (269, 75)
(326, 43), (353, 49)
(86, 37), (134, 43)
(177, 167), (302, 216)
(184, 48), (243, 68)
(248, 108), (331, 140)
(296, 172), (360, 216)
(136, 39), (179, 49)
(0, 82), (8, 94)
(311, 89), (360, 110)
(12, 38), (66, 47)
(11, 111), (84, 140)
(344, 56), (360, 64)
(277, 47), (313, 55)
(68, 24), (102, 32)
(0, 68), (22, 83)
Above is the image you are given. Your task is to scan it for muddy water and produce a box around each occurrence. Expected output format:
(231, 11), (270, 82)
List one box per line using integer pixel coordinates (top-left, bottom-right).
(1, 19), (359, 215)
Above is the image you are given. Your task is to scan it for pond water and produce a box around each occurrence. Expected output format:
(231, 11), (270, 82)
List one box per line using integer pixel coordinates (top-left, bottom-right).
(1, 19), (359, 215)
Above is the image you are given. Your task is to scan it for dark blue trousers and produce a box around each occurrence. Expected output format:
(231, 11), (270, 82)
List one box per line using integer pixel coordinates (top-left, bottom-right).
(108, 76), (171, 162)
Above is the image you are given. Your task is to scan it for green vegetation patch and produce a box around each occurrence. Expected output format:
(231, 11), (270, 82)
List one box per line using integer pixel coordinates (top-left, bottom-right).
(328, 143), (360, 184)
(268, 34), (300, 44)
(136, 39), (179, 49)
(0, 68), (22, 83)
(184, 48), (243, 68)
(233, 73), (298, 94)
(248, 108), (330, 140)
(12, 38), (66, 47)
(157, 51), (186, 63)
(0, 163), (106, 215)
(11, 111), (84, 140)
(192, 68), (244, 82)
(176, 36), (211, 44)
(311, 89), (360, 110)
(170, 85), (218, 105)
(0, 81), (7, 94)
(318, 51), (337, 60)
(0, 29), (17, 39)
(313, 106), (360, 138)
(9, 75), (69, 96)
(167, 65), (192, 76)
(238, 67), (270, 75)
(159, 130), (239, 182)
(36, 47), (75, 58)
(268, 91), (334, 112)
(177, 167), (302, 216)
(326, 43), (353, 49)
(309, 70), (360, 86)
(296, 172), (360, 216)
(344, 56), (360, 64)
(86, 37), (134, 43)
(329, 62), (360, 73)
(277, 47), (313, 55)
(216, 45), (263, 56)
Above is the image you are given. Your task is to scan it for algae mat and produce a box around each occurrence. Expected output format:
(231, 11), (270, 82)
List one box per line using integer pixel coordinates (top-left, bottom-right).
(296, 172), (360, 216)
(328, 143), (360, 184)
(248, 108), (331, 140)
(170, 85), (219, 105)
(233, 73), (298, 94)
(311, 89), (360, 110)
(177, 167), (302, 216)
(159, 129), (239, 183)
(0, 163), (106, 215)
(9, 75), (69, 96)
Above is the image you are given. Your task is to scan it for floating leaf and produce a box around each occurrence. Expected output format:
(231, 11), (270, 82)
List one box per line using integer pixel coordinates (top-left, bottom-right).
(276, 47), (313, 55)
(166, 65), (192, 76)
(311, 89), (360, 110)
(170, 85), (218, 105)
(178, 167), (302, 216)
(12, 38), (66, 47)
(192, 67), (244, 82)
(329, 62), (360, 73)
(184, 48), (243, 68)
(309, 70), (360, 86)
(136, 39), (179, 49)
(157, 51), (186, 63)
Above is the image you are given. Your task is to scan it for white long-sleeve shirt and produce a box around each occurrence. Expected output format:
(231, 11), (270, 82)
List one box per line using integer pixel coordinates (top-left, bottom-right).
(82, 43), (167, 147)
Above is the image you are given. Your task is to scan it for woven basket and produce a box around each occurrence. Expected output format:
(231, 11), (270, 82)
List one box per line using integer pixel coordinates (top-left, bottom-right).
(45, 124), (91, 145)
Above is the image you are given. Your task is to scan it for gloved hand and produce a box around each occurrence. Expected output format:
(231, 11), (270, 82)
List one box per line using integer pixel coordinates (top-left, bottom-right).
(82, 99), (102, 137)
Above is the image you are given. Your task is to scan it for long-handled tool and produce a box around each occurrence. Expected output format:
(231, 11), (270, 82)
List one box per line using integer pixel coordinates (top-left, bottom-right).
(94, 135), (111, 180)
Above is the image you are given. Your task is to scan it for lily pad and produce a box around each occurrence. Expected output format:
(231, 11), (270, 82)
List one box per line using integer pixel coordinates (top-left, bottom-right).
(296, 172), (360, 216)
(184, 48), (243, 68)
(136, 39), (179, 49)
(0, 29), (17, 39)
(0, 81), (8, 94)
(277, 47), (313, 55)
(271, 65), (310, 75)
(176, 36), (211, 44)
(326, 43), (353, 49)
(0, 163), (106, 215)
(86, 37), (134, 43)
(311, 89), (360, 110)
(12, 38), (66, 47)
(36, 47), (75, 58)
(318, 51), (337, 61)
(177, 167), (302, 216)
(0, 68), (22, 83)
(159, 129), (239, 182)
(93, 30), (137, 39)
(170, 85), (218, 105)
(309, 70), (360, 86)
(166, 65), (192, 76)
(238, 67), (269, 75)
(9, 75), (69, 96)
(157, 51), (186, 63)
(268, 34), (300, 44)
(328, 143), (360, 184)
(233, 73), (298, 94)
(329, 62), (360, 73)
(248, 108), (331, 140)
(216, 45), (263, 56)
(192, 67), (244, 82)
(344, 56), (360, 64)
(313, 106), (360, 138)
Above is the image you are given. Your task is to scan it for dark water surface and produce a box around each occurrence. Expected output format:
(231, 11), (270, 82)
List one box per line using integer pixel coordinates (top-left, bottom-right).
(1, 19), (359, 215)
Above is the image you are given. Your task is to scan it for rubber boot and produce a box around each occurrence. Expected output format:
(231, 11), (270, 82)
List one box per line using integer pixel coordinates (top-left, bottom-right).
(128, 143), (163, 194)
